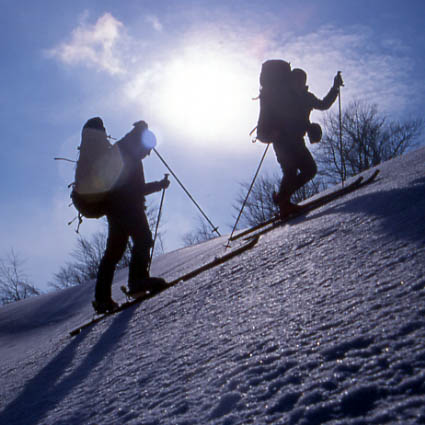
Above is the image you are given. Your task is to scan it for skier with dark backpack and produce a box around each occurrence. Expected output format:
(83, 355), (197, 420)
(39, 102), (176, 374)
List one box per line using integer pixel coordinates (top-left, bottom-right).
(72, 117), (170, 314)
(71, 117), (122, 221)
(253, 60), (343, 218)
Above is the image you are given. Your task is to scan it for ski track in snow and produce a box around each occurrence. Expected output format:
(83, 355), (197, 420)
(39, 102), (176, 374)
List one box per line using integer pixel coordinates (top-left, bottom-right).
(1, 148), (425, 424)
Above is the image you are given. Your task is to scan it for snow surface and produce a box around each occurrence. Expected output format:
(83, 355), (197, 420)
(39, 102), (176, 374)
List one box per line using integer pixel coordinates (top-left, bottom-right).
(1, 147), (425, 425)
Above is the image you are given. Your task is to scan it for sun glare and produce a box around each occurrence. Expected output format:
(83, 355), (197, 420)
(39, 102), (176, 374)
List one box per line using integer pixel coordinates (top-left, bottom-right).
(155, 49), (257, 146)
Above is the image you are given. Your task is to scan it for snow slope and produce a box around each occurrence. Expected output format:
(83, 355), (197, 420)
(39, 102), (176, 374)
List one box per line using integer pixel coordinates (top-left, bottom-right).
(1, 147), (425, 425)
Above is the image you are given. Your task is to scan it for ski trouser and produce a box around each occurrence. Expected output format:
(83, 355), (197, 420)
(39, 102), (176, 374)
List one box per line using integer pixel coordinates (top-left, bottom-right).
(273, 136), (317, 203)
(95, 206), (152, 302)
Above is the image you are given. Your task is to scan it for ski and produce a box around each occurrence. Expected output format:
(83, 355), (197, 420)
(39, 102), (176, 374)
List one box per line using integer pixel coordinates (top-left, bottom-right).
(69, 235), (259, 337)
(252, 169), (380, 239)
(230, 169), (380, 242)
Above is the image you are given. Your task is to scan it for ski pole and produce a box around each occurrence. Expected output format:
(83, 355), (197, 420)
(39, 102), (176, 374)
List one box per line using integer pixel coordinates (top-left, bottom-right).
(337, 71), (346, 186)
(149, 173), (169, 271)
(227, 143), (270, 244)
(153, 148), (221, 237)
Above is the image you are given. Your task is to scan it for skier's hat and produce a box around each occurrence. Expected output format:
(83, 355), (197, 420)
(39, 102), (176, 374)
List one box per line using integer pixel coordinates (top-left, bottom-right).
(83, 117), (106, 132)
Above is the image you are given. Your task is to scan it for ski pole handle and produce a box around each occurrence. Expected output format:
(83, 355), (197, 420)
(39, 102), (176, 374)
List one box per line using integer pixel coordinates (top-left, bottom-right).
(336, 71), (344, 88)
(163, 173), (170, 187)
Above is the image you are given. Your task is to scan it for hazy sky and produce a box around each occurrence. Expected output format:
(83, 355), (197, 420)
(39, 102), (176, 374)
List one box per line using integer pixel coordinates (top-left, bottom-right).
(2, 0), (424, 291)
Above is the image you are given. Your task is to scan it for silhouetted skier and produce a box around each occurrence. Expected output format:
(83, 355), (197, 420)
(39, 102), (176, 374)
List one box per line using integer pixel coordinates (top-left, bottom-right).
(84, 118), (169, 314)
(271, 67), (343, 218)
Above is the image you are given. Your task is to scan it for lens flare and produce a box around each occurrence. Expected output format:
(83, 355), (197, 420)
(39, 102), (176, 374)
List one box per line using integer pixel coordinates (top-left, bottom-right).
(141, 129), (157, 150)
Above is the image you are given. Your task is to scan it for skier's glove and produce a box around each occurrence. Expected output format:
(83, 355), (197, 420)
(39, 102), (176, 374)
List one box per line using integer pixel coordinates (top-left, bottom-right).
(159, 176), (170, 190)
(333, 71), (344, 89)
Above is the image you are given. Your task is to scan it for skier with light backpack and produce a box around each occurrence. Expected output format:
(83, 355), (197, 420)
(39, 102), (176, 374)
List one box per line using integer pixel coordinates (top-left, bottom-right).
(254, 60), (343, 219)
(71, 117), (170, 314)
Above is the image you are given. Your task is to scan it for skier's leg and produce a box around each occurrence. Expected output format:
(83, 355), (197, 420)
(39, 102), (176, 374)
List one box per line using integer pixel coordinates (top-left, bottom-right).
(292, 142), (317, 193)
(273, 140), (298, 204)
(278, 160), (298, 204)
(127, 208), (167, 294)
(95, 216), (128, 303)
(127, 209), (152, 287)
(274, 138), (314, 218)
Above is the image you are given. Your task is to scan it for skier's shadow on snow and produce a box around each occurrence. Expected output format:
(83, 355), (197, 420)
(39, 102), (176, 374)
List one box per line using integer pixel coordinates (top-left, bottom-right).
(297, 176), (425, 243)
(0, 307), (136, 424)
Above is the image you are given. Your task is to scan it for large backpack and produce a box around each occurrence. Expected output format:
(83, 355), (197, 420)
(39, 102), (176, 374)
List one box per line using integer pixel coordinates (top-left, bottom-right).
(70, 117), (123, 219)
(253, 59), (292, 143)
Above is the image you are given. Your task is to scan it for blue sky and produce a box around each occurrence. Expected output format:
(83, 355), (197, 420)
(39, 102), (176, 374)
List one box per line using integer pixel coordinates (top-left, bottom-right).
(1, 0), (424, 291)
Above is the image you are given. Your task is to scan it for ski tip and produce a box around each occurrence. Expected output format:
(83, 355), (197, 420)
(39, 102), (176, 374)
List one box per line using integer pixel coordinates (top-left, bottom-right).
(360, 169), (380, 185)
(370, 169), (380, 178)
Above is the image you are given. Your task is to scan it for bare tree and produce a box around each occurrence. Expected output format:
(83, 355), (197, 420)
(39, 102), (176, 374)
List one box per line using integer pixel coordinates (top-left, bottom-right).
(49, 203), (163, 290)
(182, 216), (217, 247)
(232, 173), (324, 228)
(49, 232), (107, 290)
(185, 172), (324, 242)
(49, 263), (85, 290)
(49, 229), (136, 290)
(316, 100), (423, 184)
(234, 173), (279, 228)
(0, 249), (40, 305)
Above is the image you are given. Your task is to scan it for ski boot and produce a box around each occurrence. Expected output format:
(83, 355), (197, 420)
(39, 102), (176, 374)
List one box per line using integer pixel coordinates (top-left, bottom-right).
(273, 191), (302, 219)
(92, 298), (119, 314)
(278, 200), (303, 220)
(126, 277), (168, 299)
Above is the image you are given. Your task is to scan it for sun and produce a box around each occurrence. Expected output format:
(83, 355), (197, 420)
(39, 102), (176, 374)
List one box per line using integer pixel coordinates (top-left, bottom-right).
(155, 48), (258, 146)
